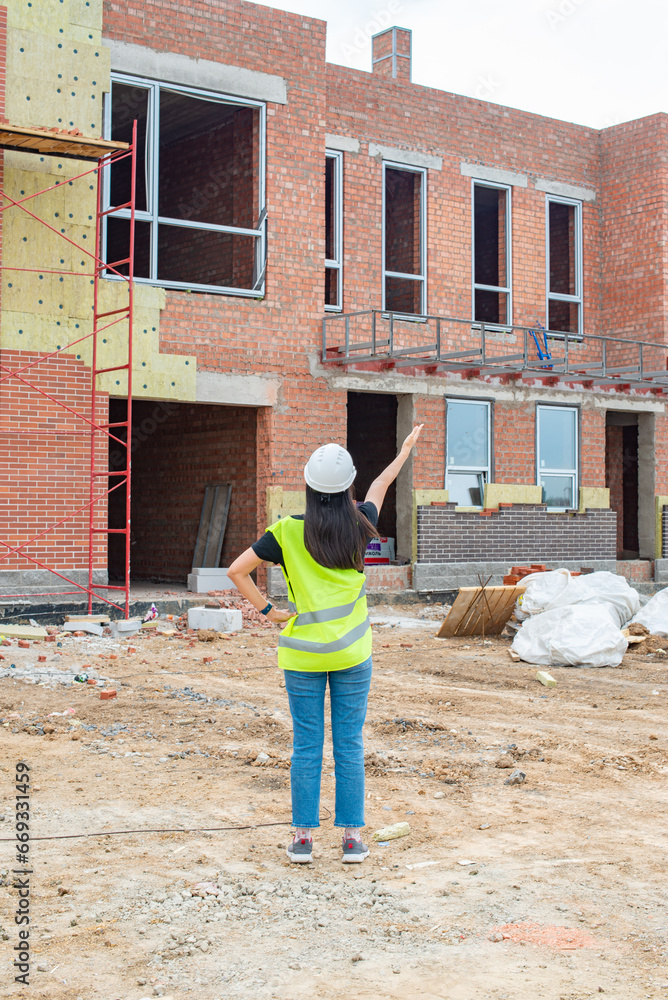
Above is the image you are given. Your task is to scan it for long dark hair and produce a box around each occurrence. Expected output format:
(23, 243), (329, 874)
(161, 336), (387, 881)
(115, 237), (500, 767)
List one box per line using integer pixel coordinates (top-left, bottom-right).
(303, 485), (379, 571)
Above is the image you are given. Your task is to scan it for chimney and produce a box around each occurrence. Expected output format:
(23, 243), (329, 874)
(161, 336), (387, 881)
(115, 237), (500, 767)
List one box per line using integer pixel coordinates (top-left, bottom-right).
(372, 26), (412, 82)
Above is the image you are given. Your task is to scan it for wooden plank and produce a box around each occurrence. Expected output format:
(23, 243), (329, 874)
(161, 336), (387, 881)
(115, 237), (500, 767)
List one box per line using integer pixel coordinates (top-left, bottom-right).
(0, 123), (128, 161)
(192, 484), (232, 570)
(436, 585), (525, 638)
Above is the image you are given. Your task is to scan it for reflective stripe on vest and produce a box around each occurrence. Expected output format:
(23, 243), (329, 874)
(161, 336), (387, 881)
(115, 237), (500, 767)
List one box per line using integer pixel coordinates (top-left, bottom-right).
(288, 583), (366, 626)
(279, 615), (370, 654)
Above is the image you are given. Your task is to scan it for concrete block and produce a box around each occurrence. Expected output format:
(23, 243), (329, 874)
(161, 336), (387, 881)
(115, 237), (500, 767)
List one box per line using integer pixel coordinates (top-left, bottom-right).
(187, 569), (234, 593)
(267, 566), (288, 597)
(187, 607), (242, 632)
(654, 559), (668, 583)
(108, 619), (142, 638)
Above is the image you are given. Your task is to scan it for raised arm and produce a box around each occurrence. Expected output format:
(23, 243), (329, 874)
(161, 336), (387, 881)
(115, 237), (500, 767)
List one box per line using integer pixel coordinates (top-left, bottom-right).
(364, 424), (424, 514)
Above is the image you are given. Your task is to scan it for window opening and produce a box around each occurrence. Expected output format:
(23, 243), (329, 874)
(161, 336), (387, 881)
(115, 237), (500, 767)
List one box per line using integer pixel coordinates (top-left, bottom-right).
(472, 182), (511, 326)
(325, 150), (343, 311)
(546, 197), (582, 335)
(383, 162), (426, 315)
(537, 404), (578, 509)
(445, 399), (491, 507)
(105, 74), (266, 295)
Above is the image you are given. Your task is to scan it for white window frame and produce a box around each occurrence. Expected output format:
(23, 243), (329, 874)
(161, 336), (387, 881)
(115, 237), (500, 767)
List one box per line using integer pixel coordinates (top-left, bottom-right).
(103, 72), (267, 297)
(471, 180), (512, 328)
(324, 149), (343, 312)
(545, 195), (582, 336)
(445, 397), (491, 508)
(382, 160), (427, 316)
(536, 404), (579, 511)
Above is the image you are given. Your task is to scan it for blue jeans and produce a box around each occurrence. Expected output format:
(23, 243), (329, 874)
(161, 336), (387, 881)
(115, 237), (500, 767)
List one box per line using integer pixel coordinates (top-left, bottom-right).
(283, 657), (372, 829)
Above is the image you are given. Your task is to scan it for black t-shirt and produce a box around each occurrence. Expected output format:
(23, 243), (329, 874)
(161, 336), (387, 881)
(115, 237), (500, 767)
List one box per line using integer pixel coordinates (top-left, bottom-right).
(251, 501), (379, 569)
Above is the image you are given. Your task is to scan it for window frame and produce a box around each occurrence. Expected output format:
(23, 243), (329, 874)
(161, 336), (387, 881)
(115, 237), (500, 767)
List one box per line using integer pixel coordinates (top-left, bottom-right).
(103, 72), (267, 297)
(444, 396), (493, 508)
(381, 160), (427, 317)
(545, 195), (583, 337)
(535, 403), (579, 511)
(324, 149), (343, 312)
(471, 179), (512, 328)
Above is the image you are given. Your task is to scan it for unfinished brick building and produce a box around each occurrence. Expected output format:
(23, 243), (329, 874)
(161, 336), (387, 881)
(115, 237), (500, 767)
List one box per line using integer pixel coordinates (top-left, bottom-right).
(1, 0), (668, 607)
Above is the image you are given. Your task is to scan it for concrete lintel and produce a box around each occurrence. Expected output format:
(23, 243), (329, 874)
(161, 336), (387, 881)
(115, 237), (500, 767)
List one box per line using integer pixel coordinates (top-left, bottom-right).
(196, 371), (280, 407)
(369, 142), (442, 171)
(413, 559), (617, 592)
(535, 178), (596, 202)
(104, 40), (288, 104)
(325, 134), (360, 153)
(319, 366), (668, 411)
(460, 162), (528, 187)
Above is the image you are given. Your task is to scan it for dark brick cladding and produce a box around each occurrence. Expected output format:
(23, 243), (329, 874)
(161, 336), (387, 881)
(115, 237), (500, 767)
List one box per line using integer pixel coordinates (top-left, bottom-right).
(663, 508), (668, 558)
(417, 504), (617, 563)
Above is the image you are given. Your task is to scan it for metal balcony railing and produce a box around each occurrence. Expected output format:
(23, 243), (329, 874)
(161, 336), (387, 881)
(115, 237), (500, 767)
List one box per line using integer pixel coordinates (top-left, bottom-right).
(321, 311), (668, 390)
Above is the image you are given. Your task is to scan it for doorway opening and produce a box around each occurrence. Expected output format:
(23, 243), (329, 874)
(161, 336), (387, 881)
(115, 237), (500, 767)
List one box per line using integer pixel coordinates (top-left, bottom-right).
(346, 392), (398, 542)
(605, 411), (638, 558)
(108, 398), (258, 583)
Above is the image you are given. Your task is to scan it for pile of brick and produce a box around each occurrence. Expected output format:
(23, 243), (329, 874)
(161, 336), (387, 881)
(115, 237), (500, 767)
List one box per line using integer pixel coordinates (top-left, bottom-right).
(503, 564), (547, 586)
(504, 564), (584, 585)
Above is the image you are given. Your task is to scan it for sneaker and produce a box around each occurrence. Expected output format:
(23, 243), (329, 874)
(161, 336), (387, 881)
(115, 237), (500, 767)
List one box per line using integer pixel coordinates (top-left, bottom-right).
(342, 836), (370, 863)
(286, 836), (313, 864)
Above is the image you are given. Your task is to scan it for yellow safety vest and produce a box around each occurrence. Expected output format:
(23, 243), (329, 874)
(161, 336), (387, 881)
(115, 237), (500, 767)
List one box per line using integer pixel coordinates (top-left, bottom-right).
(266, 517), (372, 672)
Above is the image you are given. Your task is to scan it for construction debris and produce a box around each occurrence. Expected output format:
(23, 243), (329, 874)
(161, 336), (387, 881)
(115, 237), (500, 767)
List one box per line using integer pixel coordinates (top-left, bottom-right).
(504, 769), (526, 786)
(436, 584), (525, 638)
(372, 821), (411, 842)
(536, 670), (557, 687)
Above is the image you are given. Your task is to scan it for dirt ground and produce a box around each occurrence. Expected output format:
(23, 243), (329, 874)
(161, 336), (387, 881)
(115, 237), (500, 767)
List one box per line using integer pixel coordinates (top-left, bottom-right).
(0, 604), (666, 1000)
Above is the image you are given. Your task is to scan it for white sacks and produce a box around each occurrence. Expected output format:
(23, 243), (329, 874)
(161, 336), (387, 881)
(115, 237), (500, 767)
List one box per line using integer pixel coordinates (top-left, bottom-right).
(511, 605), (628, 668)
(630, 587), (668, 636)
(515, 570), (640, 629)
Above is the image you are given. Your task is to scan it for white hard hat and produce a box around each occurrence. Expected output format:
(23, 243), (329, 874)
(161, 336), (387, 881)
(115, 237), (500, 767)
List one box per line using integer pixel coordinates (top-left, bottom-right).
(304, 443), (356, 493)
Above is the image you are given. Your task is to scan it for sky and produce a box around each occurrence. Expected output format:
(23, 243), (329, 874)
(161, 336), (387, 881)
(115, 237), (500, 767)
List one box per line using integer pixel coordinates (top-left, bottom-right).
(263, 0), (667, 128)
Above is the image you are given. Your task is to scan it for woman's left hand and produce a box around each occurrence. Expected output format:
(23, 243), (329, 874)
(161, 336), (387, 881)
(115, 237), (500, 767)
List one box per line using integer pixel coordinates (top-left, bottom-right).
(267, 607), (297, 624)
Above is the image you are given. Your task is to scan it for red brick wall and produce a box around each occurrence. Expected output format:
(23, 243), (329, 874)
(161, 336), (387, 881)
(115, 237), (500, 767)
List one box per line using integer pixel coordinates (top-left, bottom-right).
(0, 351), (107, 579)
(600, 115), (668, 350)
(327, 64), (602, 332)
(127, 401), (258, 582)
(414, 395), (445, 489)
(580, 408), (605, 486)
(492, 400), (535, 484)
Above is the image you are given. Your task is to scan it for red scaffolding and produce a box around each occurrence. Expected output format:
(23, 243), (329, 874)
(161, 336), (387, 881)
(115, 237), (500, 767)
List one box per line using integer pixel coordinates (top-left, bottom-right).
(0, 122), (136, 617)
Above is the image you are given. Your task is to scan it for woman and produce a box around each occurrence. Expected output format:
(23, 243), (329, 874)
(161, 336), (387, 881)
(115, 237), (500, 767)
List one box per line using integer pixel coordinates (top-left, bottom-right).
(227, 424), (423, 864)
